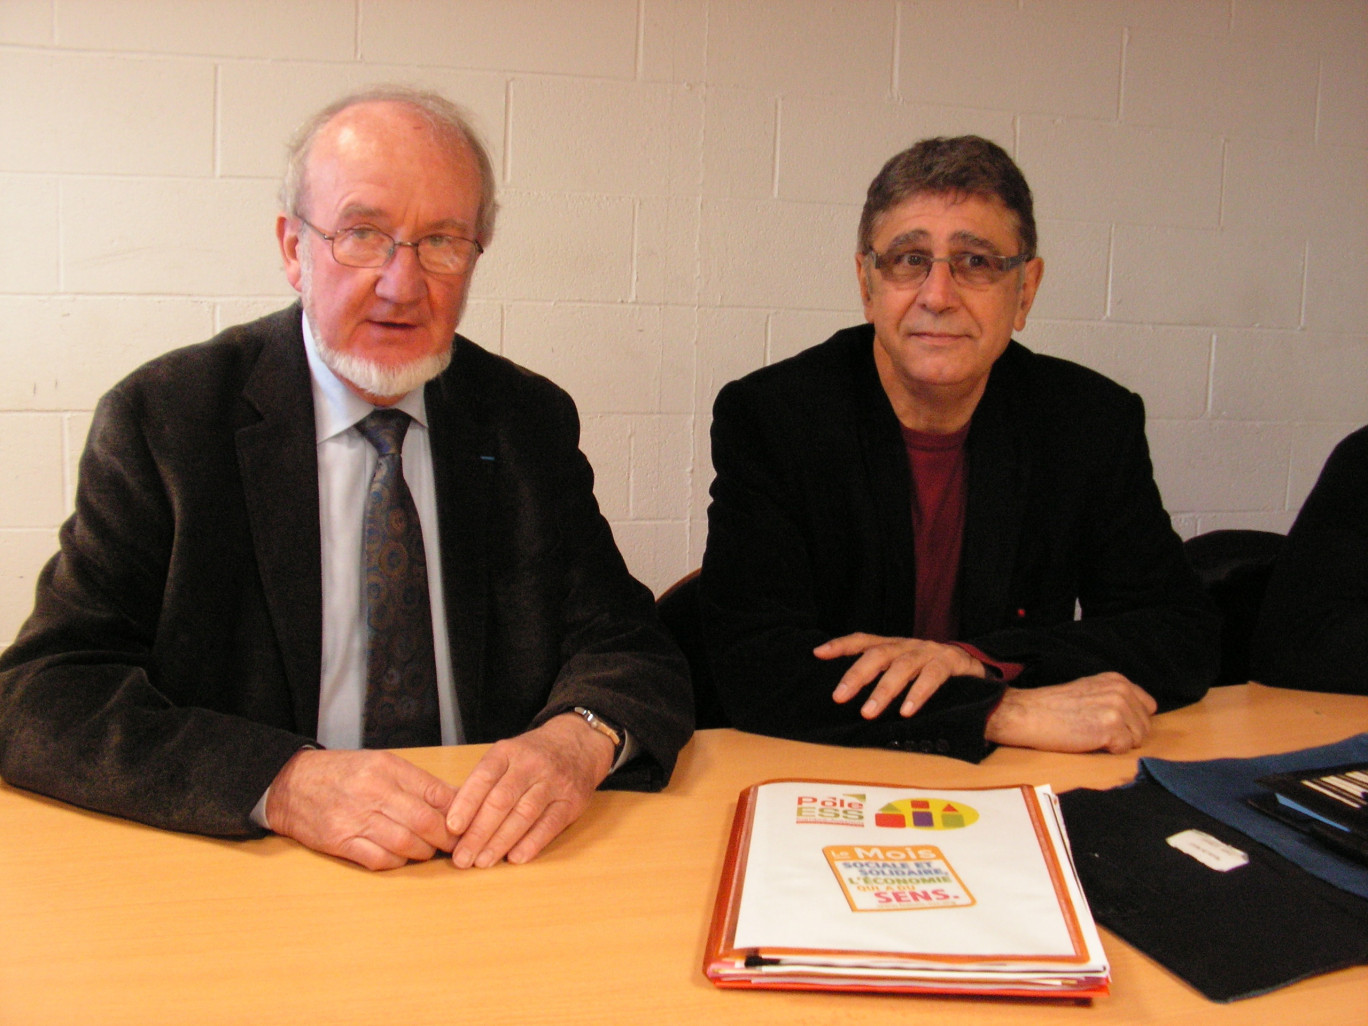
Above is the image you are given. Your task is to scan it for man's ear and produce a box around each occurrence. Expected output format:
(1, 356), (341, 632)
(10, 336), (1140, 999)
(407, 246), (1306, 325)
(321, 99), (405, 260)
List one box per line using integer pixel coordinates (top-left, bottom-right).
(855, 252), (874, 318)
(1013, 256), (1044, 332)
(277, 214), (304, 294)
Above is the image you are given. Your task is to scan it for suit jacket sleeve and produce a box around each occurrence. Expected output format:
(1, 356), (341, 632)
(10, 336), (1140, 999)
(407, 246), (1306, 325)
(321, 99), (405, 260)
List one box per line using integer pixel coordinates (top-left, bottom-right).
(0, 376), (311, 838)
(1252, 425), (1368, 694)
(959, 384), (1219, 710)
(524, 390), (695, 788)
(433, 344), (693, 790)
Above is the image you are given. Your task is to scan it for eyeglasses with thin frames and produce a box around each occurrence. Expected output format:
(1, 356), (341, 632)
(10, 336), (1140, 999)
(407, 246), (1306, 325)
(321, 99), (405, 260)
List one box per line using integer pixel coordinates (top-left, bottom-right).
(864, 247), (1032, 289)
(298, 217), (483, 276)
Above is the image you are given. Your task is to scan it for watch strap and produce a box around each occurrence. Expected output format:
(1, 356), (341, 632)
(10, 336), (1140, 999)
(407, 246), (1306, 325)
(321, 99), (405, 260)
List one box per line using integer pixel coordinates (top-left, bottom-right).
(572, 706), (624, 760)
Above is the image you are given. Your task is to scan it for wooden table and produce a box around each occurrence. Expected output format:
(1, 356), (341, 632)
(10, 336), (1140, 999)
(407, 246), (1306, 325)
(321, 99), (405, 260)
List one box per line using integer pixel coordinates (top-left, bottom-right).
(1, 683), (1365, 1025)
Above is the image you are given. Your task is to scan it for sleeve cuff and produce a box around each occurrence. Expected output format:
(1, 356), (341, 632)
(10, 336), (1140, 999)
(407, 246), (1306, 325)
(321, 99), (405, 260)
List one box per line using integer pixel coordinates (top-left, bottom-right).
(955, 642), (1024, 683)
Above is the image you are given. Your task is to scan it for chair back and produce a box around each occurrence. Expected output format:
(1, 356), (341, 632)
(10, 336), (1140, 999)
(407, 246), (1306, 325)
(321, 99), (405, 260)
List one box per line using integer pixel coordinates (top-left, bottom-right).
(1183, 529), (1285, 686)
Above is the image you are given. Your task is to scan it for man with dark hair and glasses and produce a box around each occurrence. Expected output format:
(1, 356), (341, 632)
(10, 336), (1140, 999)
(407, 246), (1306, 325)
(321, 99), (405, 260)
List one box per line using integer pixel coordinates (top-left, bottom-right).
(700, 136), (1218, 759)
(0, 87), (691, 870)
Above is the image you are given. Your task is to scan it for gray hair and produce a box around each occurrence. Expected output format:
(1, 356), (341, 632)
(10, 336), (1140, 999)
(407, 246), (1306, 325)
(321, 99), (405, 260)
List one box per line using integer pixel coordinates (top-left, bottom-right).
(280, 84), (499, 245)
(857, 135), (1036, 258)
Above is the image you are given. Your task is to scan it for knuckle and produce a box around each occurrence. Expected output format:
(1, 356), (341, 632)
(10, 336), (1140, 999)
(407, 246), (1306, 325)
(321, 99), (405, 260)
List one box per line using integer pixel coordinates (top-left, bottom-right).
(1098, 709), (1126, 730)
(512, 788), (548, 821)
(481, 786), (520, 817)
(514, 798), (544, 826)
(540, 803), (575, 833)
(341, 839), (386, 871)
(851, 650), (885, 672)
(357, 807), (390, 837)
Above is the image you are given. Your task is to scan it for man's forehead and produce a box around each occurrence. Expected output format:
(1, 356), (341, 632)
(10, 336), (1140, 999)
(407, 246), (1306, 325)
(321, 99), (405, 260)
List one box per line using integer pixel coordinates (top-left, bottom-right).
(333, 200), (475, 234)
(321, 99), (430, 139)
(872, 190), (1021, 248)
(312, 101), (468, 166)
(882, 226), (998, 251)
(301, 102), (481, 222)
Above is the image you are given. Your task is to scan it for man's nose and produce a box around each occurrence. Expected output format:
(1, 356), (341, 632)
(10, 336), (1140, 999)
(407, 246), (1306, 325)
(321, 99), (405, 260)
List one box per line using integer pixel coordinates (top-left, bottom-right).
(915, 259), (961, 312)
(373, 243), (426, 303)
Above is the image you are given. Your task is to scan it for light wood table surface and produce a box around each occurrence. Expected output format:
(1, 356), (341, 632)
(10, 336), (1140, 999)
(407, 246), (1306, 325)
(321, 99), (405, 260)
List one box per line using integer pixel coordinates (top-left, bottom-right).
(1, 683), (1365, 1025)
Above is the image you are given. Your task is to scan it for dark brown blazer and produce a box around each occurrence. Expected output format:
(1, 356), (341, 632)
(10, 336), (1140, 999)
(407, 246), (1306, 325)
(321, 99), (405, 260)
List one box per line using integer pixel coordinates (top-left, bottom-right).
(700, 325), (1219, 760)
(0, 306), (692, 836)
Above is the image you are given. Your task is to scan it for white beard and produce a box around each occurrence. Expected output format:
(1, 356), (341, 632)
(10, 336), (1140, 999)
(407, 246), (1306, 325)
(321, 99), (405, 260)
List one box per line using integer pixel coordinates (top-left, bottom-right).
(314, 336), (451, 400)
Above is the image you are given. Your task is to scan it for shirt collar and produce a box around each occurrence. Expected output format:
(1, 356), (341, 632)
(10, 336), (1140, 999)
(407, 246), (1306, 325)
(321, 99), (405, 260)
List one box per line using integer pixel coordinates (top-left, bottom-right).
(301, 312), (428, 443)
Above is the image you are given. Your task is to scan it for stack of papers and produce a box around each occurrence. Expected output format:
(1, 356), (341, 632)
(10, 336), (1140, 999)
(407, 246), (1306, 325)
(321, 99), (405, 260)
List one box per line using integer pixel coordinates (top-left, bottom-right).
(704, 779), (1109, 998)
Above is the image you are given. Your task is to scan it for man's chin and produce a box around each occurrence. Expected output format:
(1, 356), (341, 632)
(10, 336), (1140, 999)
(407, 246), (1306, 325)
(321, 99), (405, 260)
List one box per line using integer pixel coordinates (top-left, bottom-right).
(319, 346), (452, 403)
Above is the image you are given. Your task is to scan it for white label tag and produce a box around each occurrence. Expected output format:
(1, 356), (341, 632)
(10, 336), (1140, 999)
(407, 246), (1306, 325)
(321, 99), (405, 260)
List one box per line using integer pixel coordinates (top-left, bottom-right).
(1166, 828), (1249, 872)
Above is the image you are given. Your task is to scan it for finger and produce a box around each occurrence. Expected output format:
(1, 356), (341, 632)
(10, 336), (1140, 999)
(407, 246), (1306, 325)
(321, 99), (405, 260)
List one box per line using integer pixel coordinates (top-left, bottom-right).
(1097, 715), (1137, 754)
(833, 645), (904, 703)
(469, 786), (556, 868)
(859, 659), (923, 719)
(445, 748), (508, 836)
(373, 761), (461, 848)
(899, 662), (953, 716)
(1091, 671), (1150, 706)
(814, 632), (885, 660)
(1104, 684), (1153, 750)
(360, 812), (446, 864)
(1100, 697), (1151, 754)
(412, 767), (462, 815)
(1132, 683), (1158, 715)
(380, 788), (459, 854)
(947, 646), (987, 679)
(1125, 696), (1155, 747)
(451, 770), (528, 868)
(506, 798), (580, 865)
(333, 836), (411, 872)
(1102, 723), (1142, 754)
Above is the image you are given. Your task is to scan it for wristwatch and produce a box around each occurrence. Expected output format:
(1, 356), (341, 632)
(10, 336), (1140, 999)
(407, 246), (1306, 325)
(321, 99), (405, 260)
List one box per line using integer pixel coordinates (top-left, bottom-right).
(572, 706), (624, 761)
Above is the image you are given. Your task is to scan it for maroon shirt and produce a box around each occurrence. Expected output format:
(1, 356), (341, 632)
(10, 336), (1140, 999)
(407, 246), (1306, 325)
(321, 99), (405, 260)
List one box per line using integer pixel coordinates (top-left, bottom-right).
(901, 423), (969, 643)
(901, 423), (1021, 682)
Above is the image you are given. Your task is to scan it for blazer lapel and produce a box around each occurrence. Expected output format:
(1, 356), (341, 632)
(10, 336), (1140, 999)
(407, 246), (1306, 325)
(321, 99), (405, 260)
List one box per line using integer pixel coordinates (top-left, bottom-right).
(849, 336), (919, 633)
(959, 350), (1029, 637)
(425, 338), (496, 742)
(237, 315), (323, 737)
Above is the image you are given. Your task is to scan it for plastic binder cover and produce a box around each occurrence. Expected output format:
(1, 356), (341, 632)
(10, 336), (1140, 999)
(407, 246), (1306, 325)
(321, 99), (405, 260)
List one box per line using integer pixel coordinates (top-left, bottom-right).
(704, 779), (1109, 998)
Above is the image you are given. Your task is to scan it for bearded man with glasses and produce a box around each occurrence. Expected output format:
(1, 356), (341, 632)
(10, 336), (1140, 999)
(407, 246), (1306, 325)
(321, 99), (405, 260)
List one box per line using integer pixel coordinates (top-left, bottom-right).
(0, 87), (692, 870)
(700, 135), (1218, 760)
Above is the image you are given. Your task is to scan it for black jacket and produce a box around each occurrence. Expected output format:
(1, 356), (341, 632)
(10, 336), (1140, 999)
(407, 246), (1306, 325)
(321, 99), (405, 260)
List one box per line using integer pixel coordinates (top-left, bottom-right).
(1253, 424), (1368, 694)
(701, 325), (1218, 760)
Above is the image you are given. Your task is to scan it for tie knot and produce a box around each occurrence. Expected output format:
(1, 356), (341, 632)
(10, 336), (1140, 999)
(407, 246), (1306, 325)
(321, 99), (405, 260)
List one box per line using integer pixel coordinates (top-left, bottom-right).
(357, 409), (411, 458)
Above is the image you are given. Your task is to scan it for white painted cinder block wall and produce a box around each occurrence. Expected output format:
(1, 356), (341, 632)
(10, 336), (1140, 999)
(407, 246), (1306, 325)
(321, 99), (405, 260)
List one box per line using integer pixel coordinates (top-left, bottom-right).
(1, 0), (1365, 645)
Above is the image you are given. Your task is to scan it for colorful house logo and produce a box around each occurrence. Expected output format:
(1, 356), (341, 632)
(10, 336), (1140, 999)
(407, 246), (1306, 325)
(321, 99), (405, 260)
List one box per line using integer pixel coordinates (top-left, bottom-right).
(874, 797), (979, 830)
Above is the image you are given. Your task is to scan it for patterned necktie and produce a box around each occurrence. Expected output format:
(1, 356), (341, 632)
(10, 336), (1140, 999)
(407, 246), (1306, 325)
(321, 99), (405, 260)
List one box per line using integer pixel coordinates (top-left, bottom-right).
(356, 409), (441, 748)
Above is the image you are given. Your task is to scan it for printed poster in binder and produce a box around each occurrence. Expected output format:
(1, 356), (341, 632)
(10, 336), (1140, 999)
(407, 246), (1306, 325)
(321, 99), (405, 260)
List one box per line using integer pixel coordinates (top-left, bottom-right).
(704, 778), (1109, 998)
